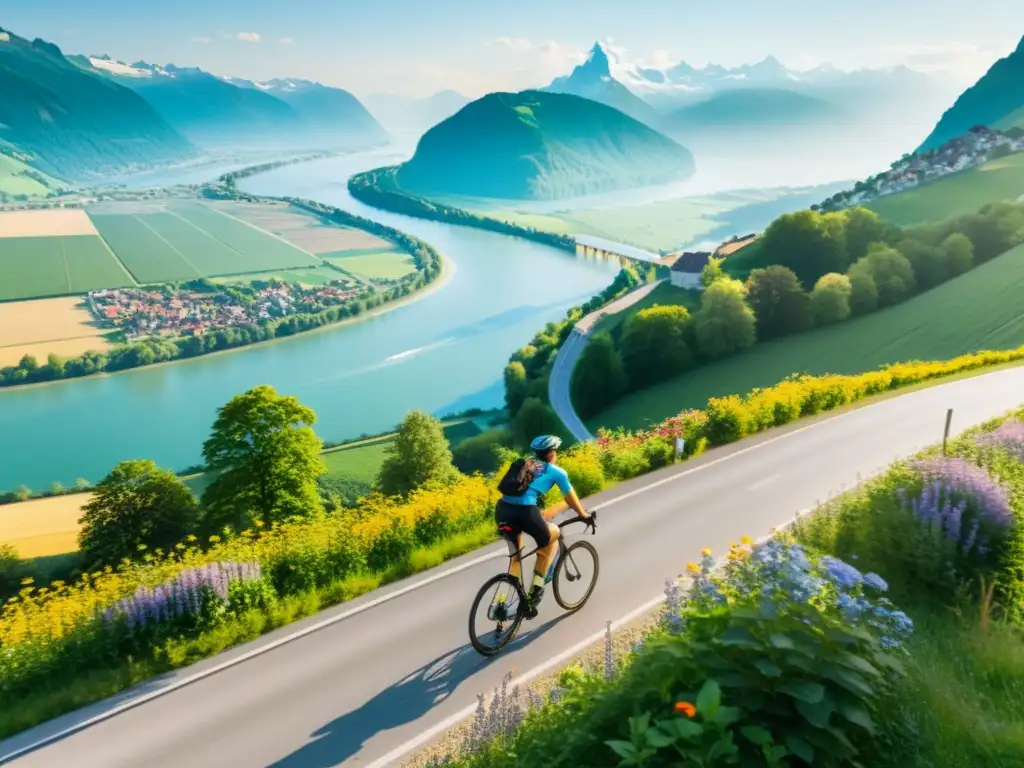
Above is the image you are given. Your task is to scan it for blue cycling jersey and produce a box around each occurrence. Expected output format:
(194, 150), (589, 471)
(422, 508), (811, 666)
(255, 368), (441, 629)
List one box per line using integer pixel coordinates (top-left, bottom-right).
(501, 461), (573, 506)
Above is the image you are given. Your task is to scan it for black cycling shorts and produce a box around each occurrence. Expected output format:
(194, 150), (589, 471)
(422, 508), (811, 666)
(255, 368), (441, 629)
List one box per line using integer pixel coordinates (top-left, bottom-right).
(495, 499), (551, 547)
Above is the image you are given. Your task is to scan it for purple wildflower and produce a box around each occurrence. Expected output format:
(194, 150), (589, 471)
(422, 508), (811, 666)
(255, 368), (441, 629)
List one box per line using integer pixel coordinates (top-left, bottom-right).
(913, 457), (1013, 529)
(976, 420), (1024, 461)
(820, 556), (864, 589)
(864, 573), (888, 592)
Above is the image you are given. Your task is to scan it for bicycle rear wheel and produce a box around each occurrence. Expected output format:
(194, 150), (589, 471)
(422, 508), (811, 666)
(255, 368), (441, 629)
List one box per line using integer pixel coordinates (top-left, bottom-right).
(469, 573), (526, 656)
(553, 540), (599, 612)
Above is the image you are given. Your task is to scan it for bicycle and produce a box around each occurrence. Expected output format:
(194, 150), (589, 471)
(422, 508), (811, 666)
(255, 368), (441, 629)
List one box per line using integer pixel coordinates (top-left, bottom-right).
(468, 512), (599, 656)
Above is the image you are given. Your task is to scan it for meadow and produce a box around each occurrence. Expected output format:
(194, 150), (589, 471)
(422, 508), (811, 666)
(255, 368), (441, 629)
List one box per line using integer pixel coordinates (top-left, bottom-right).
(0, 296), (111, 367)
(324, 249), (418, 280)
(0, 235), (134, 301)
(0, 155), (66, 198)
(211, 266), (354, 287)
(866, 152), (1024, 226)
(591, 241), (1024, 431)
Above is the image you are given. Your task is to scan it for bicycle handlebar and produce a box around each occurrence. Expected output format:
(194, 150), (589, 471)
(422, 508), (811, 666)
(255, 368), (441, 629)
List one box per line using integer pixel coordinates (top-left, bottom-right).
(558, 510), (597, 534)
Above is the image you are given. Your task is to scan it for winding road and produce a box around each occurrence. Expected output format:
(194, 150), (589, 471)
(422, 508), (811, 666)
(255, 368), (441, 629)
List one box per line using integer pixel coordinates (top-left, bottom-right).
(548, 279), (666, 442)
(2, 367), (1022, 767)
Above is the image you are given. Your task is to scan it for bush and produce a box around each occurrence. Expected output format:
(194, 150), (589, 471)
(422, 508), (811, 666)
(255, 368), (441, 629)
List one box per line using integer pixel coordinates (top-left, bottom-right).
(704, 396), (749, 444)
(0, 545), (23, 601)
(570, 332), (627, 419)
(940, 232), (974, 277)
(512, 398), (568, 449)
(745, 265), (812, 340)
(809, 273), (852, 325)
(897, 238), (946, 290)
(847, 267), (879, 315)
(620, 305), (694, 388)
(693, 278), (757, 359)
(556, 445), (606, 499)
(452, 428), (512, 475)
(848, 245), (916, 308)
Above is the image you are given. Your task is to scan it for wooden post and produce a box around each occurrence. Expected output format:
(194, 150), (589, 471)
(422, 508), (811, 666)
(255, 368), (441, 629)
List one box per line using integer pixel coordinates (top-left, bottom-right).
(942, 408), (953, 456)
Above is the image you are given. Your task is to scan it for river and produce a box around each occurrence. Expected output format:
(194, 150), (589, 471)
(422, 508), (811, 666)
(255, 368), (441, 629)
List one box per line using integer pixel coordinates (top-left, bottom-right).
(0, 149), (620, 491)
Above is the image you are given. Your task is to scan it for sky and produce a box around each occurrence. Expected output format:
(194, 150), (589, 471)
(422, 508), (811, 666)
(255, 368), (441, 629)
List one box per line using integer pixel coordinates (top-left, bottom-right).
(2, 0), (1023, 97)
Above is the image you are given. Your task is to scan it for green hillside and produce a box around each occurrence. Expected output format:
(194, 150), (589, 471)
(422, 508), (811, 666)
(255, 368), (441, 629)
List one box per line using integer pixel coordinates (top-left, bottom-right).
(918, 35), (1024, 151)
(0, 152), (67, 198)
(865, 153), (1024, 226)
(0, 28), (193, 178)
(395, 90), (695, 200)
(996, 106), (1024, 130)
(591, 240), (1024, 432)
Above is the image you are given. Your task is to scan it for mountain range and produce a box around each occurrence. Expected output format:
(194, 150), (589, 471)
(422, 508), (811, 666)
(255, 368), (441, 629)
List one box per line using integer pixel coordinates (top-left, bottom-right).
(395, 90), (695, 200)
(917, 34), (1024, 151)
(0, 28), (194, 180)
(361, 90), (470, 136)
(75, 56), (387, 150)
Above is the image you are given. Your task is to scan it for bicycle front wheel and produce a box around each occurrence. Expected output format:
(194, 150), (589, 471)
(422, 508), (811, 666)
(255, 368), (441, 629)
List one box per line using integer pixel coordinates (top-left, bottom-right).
(553, 540), (599, 612)
(469, 573), (526, 656)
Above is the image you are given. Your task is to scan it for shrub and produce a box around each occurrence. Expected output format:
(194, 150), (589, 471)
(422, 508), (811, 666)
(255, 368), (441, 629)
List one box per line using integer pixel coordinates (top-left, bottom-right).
(512, 398), (567, 449)
(452, 428), (512, 475)
(847, 268), (878, 315)
(556, 445), (606, 499)
(809, 273), (852, 325)
(620, 305), (694, 388)
(693, 278), (756, 359)
(940, 232), (974, 277)
(848, 245), (916, 308)
(745, 265), (812, 340)
(366, 518), (416, 572)
(704, 396), (749, 444)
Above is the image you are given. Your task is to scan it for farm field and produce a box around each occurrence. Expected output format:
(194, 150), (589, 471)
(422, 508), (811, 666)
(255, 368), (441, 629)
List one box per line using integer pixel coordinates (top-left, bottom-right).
(87, 201), (322, 285)
(325, 250), (418, 280)
(0, 297), (111, 367)
(866, 152), (1024, 226)
(590, 240), (1024, 432)
(209, 200), (394, 255)
(212, 266), (354, 287)
(0, 234), (134, 301)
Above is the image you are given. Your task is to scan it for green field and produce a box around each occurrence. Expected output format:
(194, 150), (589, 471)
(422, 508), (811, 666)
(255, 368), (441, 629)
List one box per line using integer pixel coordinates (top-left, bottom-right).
(590, 241), (1024, 432)
(866, 153), (1024, 226)
(0, 155), (66, 198)
(88, 202), (322, 286)
(212, 266), (355, 287)
(0, 236), (134, 301)
(325, 250), (418, 280)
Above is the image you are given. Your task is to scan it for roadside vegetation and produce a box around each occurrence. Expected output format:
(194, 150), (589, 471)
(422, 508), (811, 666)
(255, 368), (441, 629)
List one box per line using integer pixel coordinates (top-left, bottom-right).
(425, 404), (1024, 768)
(3, 346), (1024, 738)
(568, 200), (1024, 431)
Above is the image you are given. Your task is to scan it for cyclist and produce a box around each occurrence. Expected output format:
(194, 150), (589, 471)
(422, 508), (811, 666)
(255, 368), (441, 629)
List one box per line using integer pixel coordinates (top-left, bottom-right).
(496, 434), (593, 618)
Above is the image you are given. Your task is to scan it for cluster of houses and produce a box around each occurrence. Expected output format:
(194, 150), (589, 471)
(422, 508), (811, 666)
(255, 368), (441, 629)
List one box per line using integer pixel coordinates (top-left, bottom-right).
(666, 233), (758, 289)
(88, 282), (360, 340)
(817, 126), (1024, 212)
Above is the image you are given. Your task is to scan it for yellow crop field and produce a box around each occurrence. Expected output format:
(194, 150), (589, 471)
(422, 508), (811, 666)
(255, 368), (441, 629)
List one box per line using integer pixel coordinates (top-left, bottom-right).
(0, 493), (90, 557)
(0, 297), (111, 367)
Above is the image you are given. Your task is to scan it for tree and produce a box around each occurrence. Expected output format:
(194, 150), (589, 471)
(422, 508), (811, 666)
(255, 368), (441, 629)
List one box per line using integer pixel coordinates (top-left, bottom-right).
(201, 385), (325, 532)
(700, 256), (726, 288)
(941, 232), (974, 277)
(847, 266), (879, 316)
(842, 207), (894, 262)
(503, 361), (529, 418)
(620, 305), (693, 388)
(759, 210), (849, 288)
(897, 238), (946, 290)
(809, 273), (852, 325)
(452, 428), (512, 475)
(78, 460), (199, 568)
(745, 266), (812, 339)
(692, 278), (757, 359)
(570, 332), (627, 419)
(512, 397), (568, 449)
(851, 245), (916, 307)
(0, 544), (24, 600)
(376, 410), (457, 497)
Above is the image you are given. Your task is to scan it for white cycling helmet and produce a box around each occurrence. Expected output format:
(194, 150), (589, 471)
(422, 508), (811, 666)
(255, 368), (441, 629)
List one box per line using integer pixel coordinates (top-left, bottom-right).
(530, 434), (562, 452)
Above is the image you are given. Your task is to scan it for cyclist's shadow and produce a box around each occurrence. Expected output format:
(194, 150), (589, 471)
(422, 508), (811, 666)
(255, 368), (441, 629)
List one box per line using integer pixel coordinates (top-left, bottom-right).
(267, 613), (571, 768)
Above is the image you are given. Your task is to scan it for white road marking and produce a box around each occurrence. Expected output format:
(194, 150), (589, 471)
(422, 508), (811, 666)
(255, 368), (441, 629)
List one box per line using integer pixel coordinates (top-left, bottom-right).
(748, 473), (781, 490)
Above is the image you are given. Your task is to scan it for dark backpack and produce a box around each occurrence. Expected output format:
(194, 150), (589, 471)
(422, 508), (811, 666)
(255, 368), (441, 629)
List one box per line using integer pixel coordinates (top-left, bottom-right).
(497, 458), (543, 497)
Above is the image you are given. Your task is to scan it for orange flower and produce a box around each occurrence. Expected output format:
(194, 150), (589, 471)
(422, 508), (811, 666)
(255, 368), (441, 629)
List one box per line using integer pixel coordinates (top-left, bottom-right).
(674, 701), (696, 717)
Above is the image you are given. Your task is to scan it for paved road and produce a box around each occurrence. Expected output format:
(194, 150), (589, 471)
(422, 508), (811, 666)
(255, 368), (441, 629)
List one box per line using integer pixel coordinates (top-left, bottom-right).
(548, 279), (665, 442)
(3, 367), (1023, 768)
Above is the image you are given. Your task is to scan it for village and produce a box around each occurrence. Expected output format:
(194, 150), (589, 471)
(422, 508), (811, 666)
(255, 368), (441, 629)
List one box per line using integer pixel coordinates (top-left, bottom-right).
(88, 281), (362, 341)
(816, 125), (1024, 212)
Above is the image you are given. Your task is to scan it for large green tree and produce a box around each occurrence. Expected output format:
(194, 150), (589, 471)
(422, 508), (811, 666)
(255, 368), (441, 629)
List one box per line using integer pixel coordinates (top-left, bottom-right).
(692, 278), (757, 359)
(570, 331), (627, 419)
(897, 238), (946, 290)
(201, 385), (325, 532)
(376, 410), (457, 497)
(503, 361), (529, 418)
(620, 305), (693, 388)
(940, 232), (974, 277)
(842, 207), (894, 262)
(512, 397), (568, 449)
(745, 265), (812, 340)
(759, 209), (849, 288)
(78, 459), (198, 568)
(849, 245), (916, 308)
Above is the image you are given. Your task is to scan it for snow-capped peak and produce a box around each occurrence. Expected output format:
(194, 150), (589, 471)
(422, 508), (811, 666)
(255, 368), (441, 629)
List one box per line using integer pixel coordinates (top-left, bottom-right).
(88, 56), (154, 77)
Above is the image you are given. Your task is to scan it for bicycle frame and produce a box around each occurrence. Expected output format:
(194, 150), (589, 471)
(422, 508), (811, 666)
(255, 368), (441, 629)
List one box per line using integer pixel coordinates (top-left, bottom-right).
(498, 516), (590, 590)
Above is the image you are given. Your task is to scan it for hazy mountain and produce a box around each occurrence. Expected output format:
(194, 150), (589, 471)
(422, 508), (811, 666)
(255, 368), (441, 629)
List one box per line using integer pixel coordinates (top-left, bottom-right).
(0, 29), (193, 179)
(79, 56), (385, 149)
(669, 88), (845, 132)
(396, 90), (695, 200)
(543, 43), (664, 127)
(917, 35), (1024, 151)
(362, 90), (470, 135)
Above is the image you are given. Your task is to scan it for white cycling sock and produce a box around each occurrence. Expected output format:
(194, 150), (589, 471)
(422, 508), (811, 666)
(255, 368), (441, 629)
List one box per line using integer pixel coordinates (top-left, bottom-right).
(532, 572), (545, 590)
